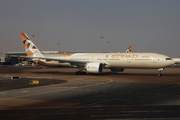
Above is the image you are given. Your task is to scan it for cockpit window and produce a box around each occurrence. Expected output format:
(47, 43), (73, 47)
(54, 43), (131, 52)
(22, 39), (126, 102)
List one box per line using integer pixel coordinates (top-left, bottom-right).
(166, 58), (172, 60)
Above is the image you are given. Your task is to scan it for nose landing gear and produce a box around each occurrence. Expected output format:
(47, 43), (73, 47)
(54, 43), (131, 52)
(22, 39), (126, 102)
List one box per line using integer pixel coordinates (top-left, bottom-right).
(158, 68), (164, 76)
(158, 73), (161, 76)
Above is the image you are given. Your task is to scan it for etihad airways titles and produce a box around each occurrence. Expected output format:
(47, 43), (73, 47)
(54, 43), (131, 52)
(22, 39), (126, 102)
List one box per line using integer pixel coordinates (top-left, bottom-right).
(111, 54), (149, 59)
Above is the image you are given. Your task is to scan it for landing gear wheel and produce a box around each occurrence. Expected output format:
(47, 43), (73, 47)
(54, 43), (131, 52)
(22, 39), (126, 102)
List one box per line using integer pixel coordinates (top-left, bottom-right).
(158, 68), (164, 77)
(158, 73), (161, 76)
(75, 71), (86, 75)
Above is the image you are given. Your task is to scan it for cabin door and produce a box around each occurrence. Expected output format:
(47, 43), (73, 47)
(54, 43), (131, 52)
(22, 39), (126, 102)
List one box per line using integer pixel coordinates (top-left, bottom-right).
(127, 58), (132, 63)
(153, 57), (157, 63)
(91, 56), (95, 60)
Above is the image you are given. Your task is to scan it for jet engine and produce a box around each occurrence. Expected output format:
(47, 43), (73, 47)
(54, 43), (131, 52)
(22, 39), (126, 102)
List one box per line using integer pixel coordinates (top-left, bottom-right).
(110, 68), (124, 72)
(85, 62), (103, 73)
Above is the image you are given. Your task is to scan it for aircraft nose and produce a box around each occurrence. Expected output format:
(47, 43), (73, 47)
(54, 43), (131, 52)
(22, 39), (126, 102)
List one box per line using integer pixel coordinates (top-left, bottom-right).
(165, 60), (175, 67)
(169, 60), (175, 66)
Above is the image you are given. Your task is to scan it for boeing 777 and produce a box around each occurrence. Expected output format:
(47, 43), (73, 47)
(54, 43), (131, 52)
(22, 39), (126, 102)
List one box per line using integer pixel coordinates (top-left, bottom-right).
(19, 33), (174, 76)
(126, 46), (132, 53)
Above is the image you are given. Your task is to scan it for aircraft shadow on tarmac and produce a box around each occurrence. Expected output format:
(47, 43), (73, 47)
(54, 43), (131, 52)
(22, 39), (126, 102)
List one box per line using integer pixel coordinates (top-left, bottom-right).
(32, 71), (180, 76)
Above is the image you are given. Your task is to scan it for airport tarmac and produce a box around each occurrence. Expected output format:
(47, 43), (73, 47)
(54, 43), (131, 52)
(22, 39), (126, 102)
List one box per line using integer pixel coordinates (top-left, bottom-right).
(0, 66), (180, 120)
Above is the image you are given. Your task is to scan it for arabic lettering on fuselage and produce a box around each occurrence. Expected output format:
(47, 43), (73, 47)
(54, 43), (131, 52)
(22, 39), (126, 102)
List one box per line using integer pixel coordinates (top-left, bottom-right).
(111, 54), (138, 58)
(111, 55), (150, 59)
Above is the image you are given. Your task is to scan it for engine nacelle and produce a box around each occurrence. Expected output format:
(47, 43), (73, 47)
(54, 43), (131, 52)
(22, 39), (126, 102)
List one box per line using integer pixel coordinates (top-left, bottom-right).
(110, 68), (124, 72)
(85, 62), (103, 73)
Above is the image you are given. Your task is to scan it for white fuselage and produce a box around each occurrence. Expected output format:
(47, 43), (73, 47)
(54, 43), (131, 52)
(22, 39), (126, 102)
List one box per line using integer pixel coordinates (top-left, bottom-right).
(40, 52), (174, 69)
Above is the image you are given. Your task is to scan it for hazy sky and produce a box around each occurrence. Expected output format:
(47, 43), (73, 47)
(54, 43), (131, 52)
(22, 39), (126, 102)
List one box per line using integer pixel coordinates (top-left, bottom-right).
(0, 0), (180, 57)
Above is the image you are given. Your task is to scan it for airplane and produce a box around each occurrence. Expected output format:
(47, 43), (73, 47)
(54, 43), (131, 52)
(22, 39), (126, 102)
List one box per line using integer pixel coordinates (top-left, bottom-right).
(126, 46), (132, 53)
(19, 33), (175, 76)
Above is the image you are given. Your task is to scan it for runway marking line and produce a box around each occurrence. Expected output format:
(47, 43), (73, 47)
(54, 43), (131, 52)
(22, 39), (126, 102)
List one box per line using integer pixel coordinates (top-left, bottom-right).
(87, 79), (180, 106)
(6, 78), (180, 120)
(5, 74), (9, 77)
(52, 76), (68, 78)
(1, 80), (70, 91)
(58, 87), (78, 88)
(146, 79), (180, 93)
(5, 78), (113, 100)
(17, 78), (113, 120)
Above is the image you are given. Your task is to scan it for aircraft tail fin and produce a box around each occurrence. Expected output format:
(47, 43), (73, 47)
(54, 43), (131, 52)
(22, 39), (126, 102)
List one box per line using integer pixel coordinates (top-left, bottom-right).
(126, 46), (132, 53)
(20, 33), (44, 57)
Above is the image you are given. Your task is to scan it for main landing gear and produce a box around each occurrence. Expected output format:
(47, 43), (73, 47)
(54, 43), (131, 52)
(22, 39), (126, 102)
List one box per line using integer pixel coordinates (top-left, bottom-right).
(75, 71), (86, 75)
(158, 68), (164, 76)
(75, 67), (86, 75)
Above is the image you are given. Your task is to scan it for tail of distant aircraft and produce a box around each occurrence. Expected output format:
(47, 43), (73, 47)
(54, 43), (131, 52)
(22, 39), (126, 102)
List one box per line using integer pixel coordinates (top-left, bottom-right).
(126, 46), (132, 53)
(20, 33), (44, 57)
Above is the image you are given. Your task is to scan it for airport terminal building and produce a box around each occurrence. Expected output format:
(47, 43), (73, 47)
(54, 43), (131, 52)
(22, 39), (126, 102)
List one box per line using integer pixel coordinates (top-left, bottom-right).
(0, 51), (58, 65)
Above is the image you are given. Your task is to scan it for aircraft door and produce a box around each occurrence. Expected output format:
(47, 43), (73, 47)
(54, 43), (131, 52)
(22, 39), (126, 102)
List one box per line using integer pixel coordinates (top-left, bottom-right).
(127, 58), (132, 63)
(91, 56), (95, 60)
(153, 57), (157, 63)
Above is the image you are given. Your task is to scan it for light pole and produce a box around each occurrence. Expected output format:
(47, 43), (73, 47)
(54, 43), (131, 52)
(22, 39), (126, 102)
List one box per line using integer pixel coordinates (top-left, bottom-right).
(57, 43), (60, 52)
(107, 42), (110, 52)
(100, 37), (103, 52)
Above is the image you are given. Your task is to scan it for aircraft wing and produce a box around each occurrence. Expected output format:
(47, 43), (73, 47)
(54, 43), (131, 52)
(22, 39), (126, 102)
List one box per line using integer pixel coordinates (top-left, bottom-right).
(11, 55), (107, 66)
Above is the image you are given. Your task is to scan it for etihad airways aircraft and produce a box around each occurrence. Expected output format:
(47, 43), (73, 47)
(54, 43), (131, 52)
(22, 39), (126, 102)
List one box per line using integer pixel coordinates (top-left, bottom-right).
(19, 33), (174, 76)
(126, 46), (132, 53)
